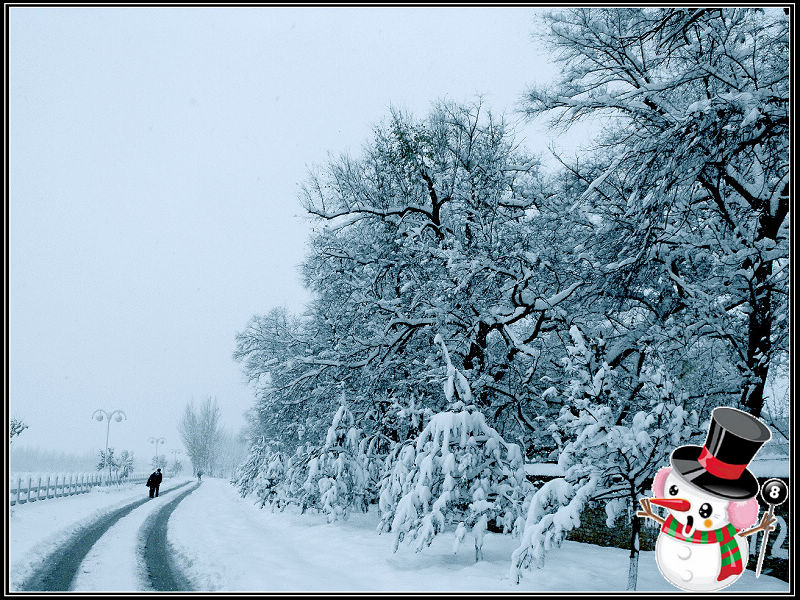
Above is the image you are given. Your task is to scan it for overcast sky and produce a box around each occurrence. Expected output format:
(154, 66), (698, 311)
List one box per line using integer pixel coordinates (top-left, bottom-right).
(9, 7), (583, 465)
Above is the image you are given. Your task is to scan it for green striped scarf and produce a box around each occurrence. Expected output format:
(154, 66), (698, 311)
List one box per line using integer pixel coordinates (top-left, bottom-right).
(661, 515), (744, 581)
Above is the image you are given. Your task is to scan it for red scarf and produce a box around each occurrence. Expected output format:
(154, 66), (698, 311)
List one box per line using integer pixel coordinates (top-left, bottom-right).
(661, 514), (743, 581)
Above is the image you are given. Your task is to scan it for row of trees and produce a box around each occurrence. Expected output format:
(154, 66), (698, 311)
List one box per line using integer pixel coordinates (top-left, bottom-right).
(233, 8), (788, 590)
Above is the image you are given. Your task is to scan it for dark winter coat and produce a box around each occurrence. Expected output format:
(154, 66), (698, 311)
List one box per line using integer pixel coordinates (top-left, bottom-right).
(146, 471), (163, 488)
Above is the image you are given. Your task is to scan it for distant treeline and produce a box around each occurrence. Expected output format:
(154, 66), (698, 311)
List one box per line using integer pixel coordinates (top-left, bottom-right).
(10, 447), (101, 473)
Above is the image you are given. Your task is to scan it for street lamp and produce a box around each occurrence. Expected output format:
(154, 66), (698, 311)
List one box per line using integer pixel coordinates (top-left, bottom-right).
(149, 437), (166, 468)
(92, 409), (127, 482)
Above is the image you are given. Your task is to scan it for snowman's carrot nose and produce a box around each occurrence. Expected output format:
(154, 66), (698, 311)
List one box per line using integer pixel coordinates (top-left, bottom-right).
(649, 498), (691, 511)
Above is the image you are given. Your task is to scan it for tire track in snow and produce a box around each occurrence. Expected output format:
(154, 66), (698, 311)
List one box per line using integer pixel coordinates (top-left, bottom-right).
(140, 481), (200, 591)
(18, 480), (193, 591)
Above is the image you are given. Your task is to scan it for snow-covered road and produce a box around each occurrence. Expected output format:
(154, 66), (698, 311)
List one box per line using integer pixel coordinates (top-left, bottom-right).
(9, 477), (790, 592)
(72, 480), (197, 591)
(13, 479), (195, 591)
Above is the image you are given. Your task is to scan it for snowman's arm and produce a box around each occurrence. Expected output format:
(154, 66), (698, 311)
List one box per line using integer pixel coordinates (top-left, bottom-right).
(636, 498), (665, 525)
(737, 511), (777, 538)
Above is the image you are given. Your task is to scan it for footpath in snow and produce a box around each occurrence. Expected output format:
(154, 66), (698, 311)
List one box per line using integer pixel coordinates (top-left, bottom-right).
(9, 477), (790, 592)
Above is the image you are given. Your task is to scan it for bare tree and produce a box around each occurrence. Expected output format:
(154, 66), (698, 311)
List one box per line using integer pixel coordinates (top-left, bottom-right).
(179, 397), (222, 476)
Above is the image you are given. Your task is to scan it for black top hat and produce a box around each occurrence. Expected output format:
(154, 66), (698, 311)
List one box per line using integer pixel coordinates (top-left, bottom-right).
(670, 406), (771, 500)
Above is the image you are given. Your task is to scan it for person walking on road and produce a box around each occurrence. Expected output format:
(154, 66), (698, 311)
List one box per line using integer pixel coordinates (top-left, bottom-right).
(197, 470), (202, 482)
(146, 468), (163, 498)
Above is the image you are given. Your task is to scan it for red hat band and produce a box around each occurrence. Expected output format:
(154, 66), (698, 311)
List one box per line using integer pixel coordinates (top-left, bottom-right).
(698, 446), (747, 480)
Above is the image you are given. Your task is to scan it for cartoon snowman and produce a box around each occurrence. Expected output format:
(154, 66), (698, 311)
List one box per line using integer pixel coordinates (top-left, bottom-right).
(637, 406), (777, 592)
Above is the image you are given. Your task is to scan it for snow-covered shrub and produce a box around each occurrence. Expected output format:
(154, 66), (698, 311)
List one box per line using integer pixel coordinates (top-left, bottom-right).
(379, 338), (530, 560)
(233, 436), (288, 509)
(282, 442), (316, 512)
(233, 436), (272, 498)
(299, 402), (370, 521)
(117, 450), (135, 480)
(252, 451), (286, 509)
(380, 402), (531, 561)
(510, 477), (598, 581)
(96, 447), (135, 483)
(377, 442), (418, 533)
(347, 394), (430, 508)
(511, 325), (700, 587)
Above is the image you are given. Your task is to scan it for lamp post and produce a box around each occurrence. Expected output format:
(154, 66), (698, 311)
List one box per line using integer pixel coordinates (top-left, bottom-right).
(92, 409), (127, 482)
(149, 437), (166, 468)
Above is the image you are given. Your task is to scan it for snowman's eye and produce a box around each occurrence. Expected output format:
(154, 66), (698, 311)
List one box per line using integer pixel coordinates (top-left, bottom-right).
(699, 503), (713, 518)
(668, 485), (679, 496)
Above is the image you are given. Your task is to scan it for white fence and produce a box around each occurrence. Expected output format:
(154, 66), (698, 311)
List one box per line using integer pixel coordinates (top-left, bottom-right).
(9, 471), (152, 506)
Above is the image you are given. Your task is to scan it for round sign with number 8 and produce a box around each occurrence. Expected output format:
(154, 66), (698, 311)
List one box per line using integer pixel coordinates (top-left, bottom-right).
(761, 478), (788, 506)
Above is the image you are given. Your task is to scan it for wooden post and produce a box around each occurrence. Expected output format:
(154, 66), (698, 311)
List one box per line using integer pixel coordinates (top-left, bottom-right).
(16, 477), (22, 505)
(26, 477), (33, 503)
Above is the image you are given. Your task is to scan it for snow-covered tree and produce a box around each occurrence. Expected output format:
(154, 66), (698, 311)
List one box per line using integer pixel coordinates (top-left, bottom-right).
(118, 450), (135, 480)
(381, 402), (531, 561)
(151, 454), (167, 470)
(234, 435), (273, 498)
(523, 8), (789, 418)
(234, 435), (287, 510)
(169, 458), (184, 476)
(97, 447), (135, 483)
(10, 418), (28, 443)
(256, 451), (287, 509)
(301, 401), (369, 522)
(229, 9), (788, 577)
(235, 100), (584, 461)
(380, 338), (531, 561)
(283, 443), (316, 513)
(96, 448), (117, 481)
(511, 326), (700, 588)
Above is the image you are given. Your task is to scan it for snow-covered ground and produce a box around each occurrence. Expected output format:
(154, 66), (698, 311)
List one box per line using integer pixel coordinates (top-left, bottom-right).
(168, 480), (789, 592)
(9, 477), (790, 592)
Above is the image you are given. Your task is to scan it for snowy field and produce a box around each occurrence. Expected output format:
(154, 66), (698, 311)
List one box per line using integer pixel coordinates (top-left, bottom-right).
(9, 476), (786, 592)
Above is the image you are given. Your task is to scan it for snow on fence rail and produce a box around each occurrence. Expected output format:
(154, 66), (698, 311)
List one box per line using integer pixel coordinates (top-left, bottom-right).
(9, 471), (152, 506)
